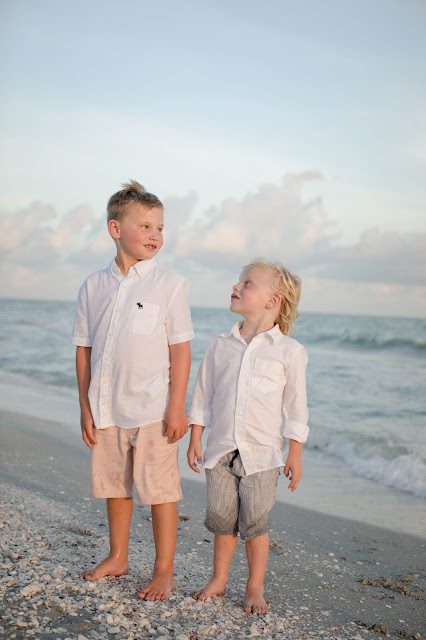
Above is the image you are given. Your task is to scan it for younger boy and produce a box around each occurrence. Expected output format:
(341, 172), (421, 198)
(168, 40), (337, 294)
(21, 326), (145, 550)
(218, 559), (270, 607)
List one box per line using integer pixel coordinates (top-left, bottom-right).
(187, 259), (309, 614)
(72, 180), (193, 601)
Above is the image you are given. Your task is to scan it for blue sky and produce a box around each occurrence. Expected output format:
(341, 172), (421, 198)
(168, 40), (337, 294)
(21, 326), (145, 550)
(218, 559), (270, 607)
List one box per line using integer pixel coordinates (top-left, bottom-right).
(1, 0), (425, 316)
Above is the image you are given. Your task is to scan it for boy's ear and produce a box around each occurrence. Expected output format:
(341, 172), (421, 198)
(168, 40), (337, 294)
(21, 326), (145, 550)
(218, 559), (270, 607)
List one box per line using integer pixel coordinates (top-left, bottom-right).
(108, 219), (120, 239)
(266, 294), (281, 310)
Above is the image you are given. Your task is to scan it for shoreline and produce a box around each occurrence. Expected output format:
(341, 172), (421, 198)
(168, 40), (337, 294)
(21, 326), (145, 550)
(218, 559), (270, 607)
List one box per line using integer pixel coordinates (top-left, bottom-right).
(1, 375), (424, 538)
(0, 409), (425, 640)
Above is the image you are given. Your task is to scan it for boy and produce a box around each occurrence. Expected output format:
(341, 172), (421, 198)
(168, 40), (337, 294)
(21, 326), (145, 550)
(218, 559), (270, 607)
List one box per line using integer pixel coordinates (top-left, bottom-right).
(72, 180), (193, 601)
(187, 259), (309, 614)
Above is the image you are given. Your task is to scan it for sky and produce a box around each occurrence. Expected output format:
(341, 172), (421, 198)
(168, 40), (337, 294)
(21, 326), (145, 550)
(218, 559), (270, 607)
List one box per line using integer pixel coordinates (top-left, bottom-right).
(0, 0), (425, 317)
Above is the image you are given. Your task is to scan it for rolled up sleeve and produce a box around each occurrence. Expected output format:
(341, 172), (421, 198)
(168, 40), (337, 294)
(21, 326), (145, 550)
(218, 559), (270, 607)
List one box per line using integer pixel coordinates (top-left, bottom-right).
(188, 342), (216, 428)
(71, 281), (92, 347)
(282, 345), (309, 443)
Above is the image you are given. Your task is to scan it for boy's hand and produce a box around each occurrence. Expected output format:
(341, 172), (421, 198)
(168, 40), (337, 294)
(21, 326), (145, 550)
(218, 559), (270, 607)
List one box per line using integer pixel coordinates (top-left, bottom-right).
(164, 406), (188, 444)
(283, 454), (303, 492)
(81, 409), (97, 448)
(187, 438), (203, 473)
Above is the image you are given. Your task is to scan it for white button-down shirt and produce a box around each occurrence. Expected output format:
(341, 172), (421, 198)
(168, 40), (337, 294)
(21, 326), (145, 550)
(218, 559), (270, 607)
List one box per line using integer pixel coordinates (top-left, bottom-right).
(188, 323), (309, 475)
(71, 258), (194, 429)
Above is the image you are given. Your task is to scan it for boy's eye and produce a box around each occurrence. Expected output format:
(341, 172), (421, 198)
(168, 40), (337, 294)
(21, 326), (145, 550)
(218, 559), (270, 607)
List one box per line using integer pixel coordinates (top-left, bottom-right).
(141, 225), (149, 229)
(244, 281), (251, 287)
(158, 228), (163, 233)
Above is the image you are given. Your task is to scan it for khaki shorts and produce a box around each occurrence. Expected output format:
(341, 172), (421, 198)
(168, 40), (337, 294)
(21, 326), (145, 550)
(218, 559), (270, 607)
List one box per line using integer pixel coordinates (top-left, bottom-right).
(91, 421), (182, 505)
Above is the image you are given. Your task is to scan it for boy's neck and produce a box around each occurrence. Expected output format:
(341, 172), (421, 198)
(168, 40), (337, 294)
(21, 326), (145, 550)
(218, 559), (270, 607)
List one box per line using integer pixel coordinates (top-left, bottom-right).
(115, 255), (144, 277)
(239, 316), (276, 344)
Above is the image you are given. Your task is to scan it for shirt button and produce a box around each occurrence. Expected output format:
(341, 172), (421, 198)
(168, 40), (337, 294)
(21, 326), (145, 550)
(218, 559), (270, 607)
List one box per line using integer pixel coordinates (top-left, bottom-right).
(109, 332), (113, 337)
(101, 401), (106, 406)
(102, 379), (107, 384)
(239, 411), (243, 416)
(115, 308), (120, 313)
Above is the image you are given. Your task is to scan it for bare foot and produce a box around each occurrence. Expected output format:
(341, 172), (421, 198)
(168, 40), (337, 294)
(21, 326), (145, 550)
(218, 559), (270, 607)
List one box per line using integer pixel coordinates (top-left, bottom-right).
(81, 556), (128, 581)
(244, 585), (268, 614)
(192, 577), (227, 600)
(138, 570), (175, 601)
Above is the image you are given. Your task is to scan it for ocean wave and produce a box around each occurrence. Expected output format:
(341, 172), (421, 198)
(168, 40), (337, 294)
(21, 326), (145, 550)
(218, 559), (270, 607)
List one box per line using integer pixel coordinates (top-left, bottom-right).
(301, 331), (426, 351)
(307, 428), (426, 498)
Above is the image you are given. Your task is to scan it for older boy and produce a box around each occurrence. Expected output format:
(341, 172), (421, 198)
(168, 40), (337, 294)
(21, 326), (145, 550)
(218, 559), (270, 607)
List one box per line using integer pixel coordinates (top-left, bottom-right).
(72, 180), (193, 601)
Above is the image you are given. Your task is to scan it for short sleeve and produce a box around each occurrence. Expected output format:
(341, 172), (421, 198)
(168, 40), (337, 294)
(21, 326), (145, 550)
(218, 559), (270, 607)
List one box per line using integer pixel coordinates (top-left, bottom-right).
(282, 345), (309, 442)
(166, 279), (194, 345)
(71, 281), (92, 347)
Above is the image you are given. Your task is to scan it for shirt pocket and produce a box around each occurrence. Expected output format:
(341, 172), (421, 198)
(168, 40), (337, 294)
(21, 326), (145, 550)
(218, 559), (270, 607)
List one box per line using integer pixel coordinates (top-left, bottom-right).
(252, 358), (286, 394)
(127, 300), (160, 334)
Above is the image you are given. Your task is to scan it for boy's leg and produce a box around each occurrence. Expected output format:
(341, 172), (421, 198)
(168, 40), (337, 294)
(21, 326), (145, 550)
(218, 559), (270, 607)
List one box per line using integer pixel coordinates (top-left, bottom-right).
(244, 533), (269, 614)
(83, 426), (134, 580)
(82, 497), (133, 580)
(193, 533), (238, 600)
(138, 501), (177, 600)
(238, 462), (279, 614)
(133, 421), (183, 601)
(193, 452), (240, 600)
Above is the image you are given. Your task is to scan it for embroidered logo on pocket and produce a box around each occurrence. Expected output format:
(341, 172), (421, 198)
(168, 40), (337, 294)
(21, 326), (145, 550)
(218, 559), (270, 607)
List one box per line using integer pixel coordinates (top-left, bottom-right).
(127, 301), (160, 334)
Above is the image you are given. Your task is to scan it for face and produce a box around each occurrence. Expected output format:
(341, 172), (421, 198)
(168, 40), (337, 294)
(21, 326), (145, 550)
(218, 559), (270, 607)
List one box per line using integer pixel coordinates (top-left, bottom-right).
(110, 204), (164, 262)
(230, 265), (276, 315)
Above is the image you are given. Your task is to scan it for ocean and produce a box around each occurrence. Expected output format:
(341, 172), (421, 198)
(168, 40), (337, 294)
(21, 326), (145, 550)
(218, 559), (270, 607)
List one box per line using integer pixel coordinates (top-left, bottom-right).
(1, 299), (425, 535)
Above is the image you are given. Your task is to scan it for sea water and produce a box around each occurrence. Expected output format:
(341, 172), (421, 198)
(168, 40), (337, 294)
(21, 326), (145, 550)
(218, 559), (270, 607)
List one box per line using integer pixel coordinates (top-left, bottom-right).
(0, 299), (425, 535)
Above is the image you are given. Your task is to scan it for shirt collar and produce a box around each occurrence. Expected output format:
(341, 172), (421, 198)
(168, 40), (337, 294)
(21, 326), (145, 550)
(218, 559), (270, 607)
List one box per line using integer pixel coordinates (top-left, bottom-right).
(107, 258), (157, 279)
(222, 322), (283, 343)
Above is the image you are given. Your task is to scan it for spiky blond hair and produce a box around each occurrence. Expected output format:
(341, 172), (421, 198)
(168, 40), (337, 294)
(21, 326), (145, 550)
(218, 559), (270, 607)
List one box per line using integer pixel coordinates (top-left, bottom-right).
(107, 180), (163, 222)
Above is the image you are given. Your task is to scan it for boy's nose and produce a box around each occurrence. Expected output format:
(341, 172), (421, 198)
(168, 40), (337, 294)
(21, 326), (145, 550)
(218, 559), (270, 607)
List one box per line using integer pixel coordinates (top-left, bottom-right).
(233, 283), (241, 292)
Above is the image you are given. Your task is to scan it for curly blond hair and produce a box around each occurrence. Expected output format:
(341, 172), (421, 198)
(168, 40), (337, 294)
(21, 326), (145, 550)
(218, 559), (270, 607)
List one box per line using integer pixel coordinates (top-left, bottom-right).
(243, 258), (302, 335)
(107, 180), (163, 222)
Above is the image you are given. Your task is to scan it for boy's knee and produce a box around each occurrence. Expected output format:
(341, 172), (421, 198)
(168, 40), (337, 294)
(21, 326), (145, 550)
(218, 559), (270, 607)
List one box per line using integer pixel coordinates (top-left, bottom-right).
(239, 513), (270, 541)
(204, 506), (238, 536)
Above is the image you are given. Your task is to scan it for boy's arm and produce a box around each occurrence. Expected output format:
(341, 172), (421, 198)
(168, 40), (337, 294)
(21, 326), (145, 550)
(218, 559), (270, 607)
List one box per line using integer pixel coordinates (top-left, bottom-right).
(186, 341), (216, 472)
(187, 424), (204, 473)
(76, 346), (97, 448)
(284, 439), (303, 492)
(282, 345), (309, 491)
(165, 341), (191, 444)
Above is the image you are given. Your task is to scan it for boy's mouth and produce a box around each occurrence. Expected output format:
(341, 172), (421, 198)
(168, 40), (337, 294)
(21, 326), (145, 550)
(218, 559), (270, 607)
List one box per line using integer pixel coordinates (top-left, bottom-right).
(231, 294), (239, 300)
(144, 244), (157, 250)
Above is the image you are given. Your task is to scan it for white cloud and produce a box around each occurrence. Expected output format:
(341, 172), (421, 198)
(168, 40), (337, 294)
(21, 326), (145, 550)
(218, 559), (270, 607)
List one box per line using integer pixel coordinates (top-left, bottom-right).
(174, 171), (329, 271)
(1, 174), (425, 317)
(317, 228), (426, 285)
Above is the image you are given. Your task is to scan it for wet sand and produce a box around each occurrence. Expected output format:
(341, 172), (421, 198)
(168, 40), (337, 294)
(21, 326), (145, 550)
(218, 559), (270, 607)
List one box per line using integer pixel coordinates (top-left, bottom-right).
(0, 410), (424, 640)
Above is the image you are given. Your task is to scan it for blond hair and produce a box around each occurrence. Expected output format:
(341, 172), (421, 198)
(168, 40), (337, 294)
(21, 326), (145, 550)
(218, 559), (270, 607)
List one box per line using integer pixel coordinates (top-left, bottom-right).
(107, 180), (163, 222)
(243, 258), (302, 335)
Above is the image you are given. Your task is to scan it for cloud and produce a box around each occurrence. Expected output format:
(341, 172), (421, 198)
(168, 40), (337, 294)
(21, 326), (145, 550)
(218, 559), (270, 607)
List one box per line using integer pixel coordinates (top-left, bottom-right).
(174, 172), (330, 271)
(0, 174), (425, 317)
(316, 228), (426, 286)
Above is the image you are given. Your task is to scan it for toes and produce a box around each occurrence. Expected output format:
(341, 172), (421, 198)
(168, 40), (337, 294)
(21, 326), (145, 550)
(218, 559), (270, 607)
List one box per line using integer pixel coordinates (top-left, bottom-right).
(82, 572), (94, 581)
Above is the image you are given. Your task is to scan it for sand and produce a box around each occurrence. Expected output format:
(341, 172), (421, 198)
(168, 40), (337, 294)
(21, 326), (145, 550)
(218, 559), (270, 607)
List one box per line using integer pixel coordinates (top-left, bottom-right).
(0, 409), (424, 640)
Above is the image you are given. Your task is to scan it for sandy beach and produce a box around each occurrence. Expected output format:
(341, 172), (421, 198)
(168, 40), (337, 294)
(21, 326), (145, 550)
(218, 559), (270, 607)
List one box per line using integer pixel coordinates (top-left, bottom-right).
(0, 410), (424, 640)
